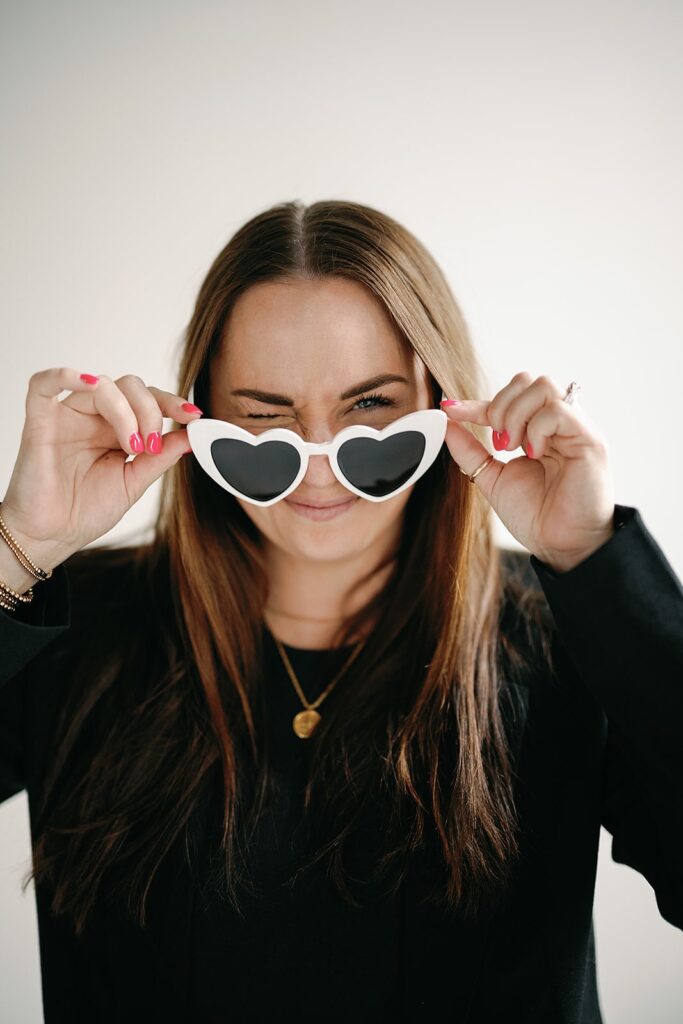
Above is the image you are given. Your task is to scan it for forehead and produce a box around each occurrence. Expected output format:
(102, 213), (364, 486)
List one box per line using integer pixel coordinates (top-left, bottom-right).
(213, 277), (414, 382)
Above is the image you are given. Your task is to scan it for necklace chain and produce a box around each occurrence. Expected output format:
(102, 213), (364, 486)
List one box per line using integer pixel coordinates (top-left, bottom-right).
(273, 635), (365, 739)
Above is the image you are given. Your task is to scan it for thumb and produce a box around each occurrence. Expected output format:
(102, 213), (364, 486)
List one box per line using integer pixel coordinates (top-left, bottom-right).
(443, 418), (500, 502)
(123, 428), (192, 502)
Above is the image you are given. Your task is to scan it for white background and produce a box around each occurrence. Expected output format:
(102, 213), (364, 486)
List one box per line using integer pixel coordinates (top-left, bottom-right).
(1, 0), (682, 1019)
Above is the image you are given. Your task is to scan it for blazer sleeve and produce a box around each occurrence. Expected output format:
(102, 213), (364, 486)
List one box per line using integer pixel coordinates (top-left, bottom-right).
(0, 562), (71, 804)
(529, 503), (683, 931)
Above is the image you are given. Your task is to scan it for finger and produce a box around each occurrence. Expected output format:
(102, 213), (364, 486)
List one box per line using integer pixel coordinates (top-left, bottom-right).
(58, 374), (202, 457)
(25, 367), (109, 419)
(526, 398), (591, 459)
(115, 377), (203, 456)
(25, 369), (141, 455)
(123, 425), (193, 504)
(111, 374), (162, 454)
(494, 375), (567, 452)
(145, 385), (204, 422)
(440, 371), (535, 427)
(440, 398), (495, 427)
(54, 372), (154, 456)
(442, 416), (502, 503)
(485, 371), (539, 436)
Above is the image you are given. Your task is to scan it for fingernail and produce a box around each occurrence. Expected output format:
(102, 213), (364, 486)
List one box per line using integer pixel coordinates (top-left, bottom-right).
(527, 442), (535, 459)
(80, 373), (99, 384)
(492, 429), (509, 451)
(440, 399), (462, 406)
(146, 431), (162, 454)
(129, 431), (144, 453)
(181, 403), (203, 415)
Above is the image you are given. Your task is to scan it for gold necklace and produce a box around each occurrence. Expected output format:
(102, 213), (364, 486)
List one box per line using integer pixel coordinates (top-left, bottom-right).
(273, 635), (365, 739)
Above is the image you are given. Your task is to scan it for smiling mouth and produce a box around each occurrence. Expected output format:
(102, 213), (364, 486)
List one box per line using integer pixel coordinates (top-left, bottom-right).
(285, 497), (353, 508)
(284, 495), (359, 519)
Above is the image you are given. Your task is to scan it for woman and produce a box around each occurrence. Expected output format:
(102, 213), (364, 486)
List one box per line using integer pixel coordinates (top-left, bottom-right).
(0, 199), (681, 1023)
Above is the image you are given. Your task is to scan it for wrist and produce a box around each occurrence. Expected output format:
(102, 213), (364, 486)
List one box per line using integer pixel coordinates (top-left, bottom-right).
(0, 508), (75, 584)
(0, 542), (41, 596)
(540, 525), (616, 574)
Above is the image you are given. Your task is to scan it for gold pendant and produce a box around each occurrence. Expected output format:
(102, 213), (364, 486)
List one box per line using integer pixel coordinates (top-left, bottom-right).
(293, 709), (322, 739)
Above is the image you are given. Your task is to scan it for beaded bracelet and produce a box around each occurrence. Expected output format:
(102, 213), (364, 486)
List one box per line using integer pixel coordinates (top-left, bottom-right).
(0, 503), (52, 613)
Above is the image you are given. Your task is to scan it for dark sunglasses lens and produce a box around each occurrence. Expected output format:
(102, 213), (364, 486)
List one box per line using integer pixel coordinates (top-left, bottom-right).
(337, 432), (426, 497)
(210, 438), (301, 502)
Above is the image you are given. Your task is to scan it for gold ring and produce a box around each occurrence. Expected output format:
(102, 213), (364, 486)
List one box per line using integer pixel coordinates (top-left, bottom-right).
(460, 452), (496, 483)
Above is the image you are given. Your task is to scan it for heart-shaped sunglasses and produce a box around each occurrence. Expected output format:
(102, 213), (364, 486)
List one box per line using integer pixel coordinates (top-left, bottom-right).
(184, 383), (449, 507)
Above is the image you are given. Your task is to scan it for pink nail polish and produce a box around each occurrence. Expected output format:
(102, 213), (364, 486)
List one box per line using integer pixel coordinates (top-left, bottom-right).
(147, 432), (162, 454)
(440, 399), (462, 406)
(527, 442), (535, 459)
(129, 432), (144, 453)
(492, 429), (509, 451)
(181, 403), (203, 414)
(80, 373), (99, 385)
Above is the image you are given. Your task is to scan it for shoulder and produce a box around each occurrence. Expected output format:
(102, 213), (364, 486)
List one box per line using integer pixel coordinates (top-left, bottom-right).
(38, 541), (169, 690)
(27, 542), (172, 744)
(64, 540), (154, 594)
(62, 541), (170, 624)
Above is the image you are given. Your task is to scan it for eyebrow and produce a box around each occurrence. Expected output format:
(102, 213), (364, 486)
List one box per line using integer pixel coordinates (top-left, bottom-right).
(229, 373), (410, 407)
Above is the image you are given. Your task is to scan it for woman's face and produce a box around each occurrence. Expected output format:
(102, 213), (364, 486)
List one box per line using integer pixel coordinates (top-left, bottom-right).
(207, 276), (434, 565)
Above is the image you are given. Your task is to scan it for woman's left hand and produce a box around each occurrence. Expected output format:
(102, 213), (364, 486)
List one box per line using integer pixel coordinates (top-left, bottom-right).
(441, 372), (616, 573)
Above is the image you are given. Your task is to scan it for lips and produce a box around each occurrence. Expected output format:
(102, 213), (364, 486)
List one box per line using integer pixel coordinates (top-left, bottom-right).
(285, 495), (358, 521)
(286, 497), (352, 508)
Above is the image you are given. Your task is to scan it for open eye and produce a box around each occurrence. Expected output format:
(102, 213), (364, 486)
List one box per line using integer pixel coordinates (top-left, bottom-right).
(352, 392), (396, 412)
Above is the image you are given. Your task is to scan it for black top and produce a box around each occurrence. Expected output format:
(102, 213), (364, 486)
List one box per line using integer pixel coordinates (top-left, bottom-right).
(1, 503), (682, 1023)
(191, 632), (400, 1022)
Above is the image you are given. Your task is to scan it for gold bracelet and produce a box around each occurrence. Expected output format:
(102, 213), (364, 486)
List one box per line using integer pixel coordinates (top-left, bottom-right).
(0, 502), (52, 613)
(0, 506), (53, 581)
(0, 578), (34, 612)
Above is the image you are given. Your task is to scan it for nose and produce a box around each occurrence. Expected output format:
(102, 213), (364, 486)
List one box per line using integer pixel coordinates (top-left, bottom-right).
(299, 450), (339, 488)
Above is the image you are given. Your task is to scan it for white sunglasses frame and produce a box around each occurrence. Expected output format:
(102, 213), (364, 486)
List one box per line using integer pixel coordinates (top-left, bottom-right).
(184, 382), (450, 507)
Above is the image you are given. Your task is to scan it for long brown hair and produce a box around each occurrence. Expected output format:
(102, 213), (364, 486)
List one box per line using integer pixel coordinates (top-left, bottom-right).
(24, 199), (553, 937)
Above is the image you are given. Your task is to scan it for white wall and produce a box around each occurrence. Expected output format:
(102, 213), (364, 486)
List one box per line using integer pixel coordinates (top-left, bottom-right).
(1, 0), (682, 1019)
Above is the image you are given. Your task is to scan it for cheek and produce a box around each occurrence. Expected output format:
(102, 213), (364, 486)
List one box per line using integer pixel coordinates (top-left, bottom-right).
(234, 500), (278, 539)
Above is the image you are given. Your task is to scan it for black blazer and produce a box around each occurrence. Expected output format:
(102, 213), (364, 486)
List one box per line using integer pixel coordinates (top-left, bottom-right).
(1, 502), (682, 1023)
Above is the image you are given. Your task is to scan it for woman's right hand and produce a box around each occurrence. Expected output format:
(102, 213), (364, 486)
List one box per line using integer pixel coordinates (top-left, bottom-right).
(0, 368), (203, 568)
